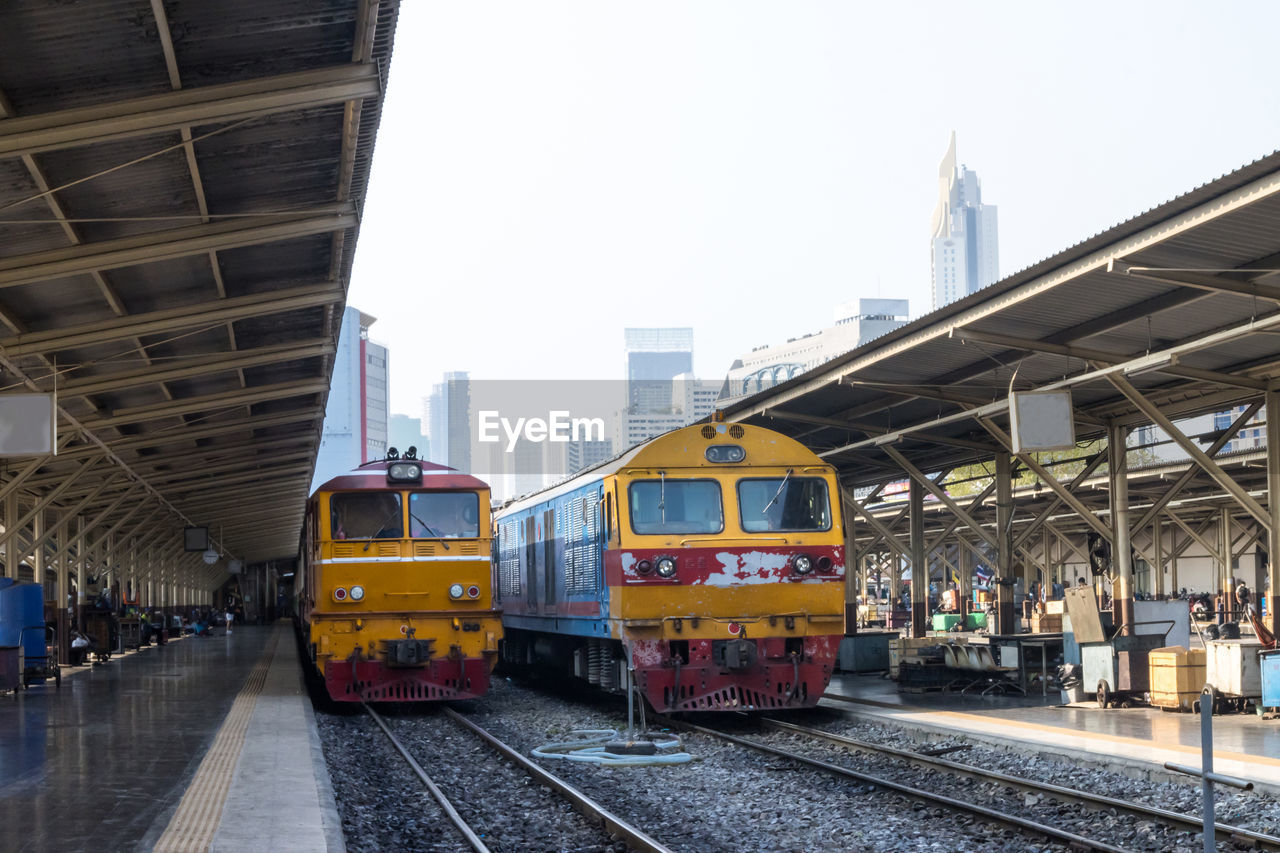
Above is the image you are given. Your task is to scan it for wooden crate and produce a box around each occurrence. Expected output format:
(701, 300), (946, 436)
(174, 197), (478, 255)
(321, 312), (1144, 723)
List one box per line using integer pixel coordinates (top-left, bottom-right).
(1031, 613), (1063, 633)
(1149, 646), (1206, 711)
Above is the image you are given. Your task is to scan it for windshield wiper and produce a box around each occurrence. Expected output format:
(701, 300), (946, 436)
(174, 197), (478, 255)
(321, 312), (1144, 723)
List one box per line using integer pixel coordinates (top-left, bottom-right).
(410, 511), (450, 550)
(363, 505), (403, 552)
(762, 469), (793, 516)
(658, 471), (666, 524)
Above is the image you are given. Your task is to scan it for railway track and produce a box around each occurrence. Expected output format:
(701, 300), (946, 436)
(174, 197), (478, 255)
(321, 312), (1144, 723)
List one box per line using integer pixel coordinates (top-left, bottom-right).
(363, 702), (674, 853)
(658, 713), (1250, 853)
(756, 715), (1280, 851)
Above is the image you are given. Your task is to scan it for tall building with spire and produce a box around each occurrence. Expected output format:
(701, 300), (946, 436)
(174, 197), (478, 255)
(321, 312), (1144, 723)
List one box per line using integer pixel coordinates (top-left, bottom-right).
(931, 133), (999, 309)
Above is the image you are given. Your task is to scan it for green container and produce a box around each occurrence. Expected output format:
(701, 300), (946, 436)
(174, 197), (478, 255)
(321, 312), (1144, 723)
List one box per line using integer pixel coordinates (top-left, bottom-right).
(966, 612), (988, 629)
(932, 614), (963, 631)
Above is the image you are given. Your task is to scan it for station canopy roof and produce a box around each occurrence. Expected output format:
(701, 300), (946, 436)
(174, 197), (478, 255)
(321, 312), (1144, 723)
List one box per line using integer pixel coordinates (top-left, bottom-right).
(0, 1), (399, 563)
(723, 149), (1280, 494)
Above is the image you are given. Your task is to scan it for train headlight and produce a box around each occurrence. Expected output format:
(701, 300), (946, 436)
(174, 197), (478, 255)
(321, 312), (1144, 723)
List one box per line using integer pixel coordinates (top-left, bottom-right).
(635, 559), (653, 575)
(656, 556), (677, 578)
(333, 587), (348, 602)
(386, 461), (423, 484)
(467, 585), (481, 599)
(792, 554), (814, 575)
(449, 583), (465, 600)
(349, 585), (365, 601)
(704, 444), (746, 463)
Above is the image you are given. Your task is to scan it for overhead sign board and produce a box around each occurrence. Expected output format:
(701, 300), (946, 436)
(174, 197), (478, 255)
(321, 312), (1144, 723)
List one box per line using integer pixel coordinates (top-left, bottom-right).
(0, 393), (56, 456)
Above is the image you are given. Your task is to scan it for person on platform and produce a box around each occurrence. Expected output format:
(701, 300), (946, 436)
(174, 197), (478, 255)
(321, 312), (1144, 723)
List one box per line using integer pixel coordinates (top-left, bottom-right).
(224, 607), (234, 634)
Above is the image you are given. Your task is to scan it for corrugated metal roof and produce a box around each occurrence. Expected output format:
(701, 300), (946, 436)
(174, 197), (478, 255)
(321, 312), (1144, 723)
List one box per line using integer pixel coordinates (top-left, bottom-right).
(0, 0), (400, 576)
(724, 146), (1280, 497)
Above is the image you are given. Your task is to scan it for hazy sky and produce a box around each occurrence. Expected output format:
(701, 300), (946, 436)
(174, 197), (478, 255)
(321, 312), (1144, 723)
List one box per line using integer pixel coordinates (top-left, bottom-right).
(347, 1), (1280, 416)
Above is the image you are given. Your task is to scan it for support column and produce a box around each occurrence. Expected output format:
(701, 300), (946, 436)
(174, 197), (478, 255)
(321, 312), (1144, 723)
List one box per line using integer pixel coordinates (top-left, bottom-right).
(4, 492), (16, 579)
(1269, 390), (1280, 632)
(1221, 506), (1233, 621)
(1109, 421), (1134, 635)
(958, 543), (972, 615)
(910, 479), (927, 638)
(843, 501), (857, 634)
(1153, 515), (1165, 598)
(995, 452), (1015, 635)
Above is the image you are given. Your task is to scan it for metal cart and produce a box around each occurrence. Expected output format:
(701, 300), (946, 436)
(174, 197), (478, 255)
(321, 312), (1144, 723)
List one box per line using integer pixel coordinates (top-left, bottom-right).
(20, 624), (60, 688)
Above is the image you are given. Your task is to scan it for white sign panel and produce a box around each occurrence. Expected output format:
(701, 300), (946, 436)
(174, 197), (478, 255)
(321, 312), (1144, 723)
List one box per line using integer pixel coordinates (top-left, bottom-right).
(1009, 390), (1075, 453)
(0, 394), (56, 456)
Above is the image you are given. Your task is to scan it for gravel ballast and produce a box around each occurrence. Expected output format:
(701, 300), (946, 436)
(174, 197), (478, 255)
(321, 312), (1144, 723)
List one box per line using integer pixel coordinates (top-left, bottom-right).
(317, 678), (1280, 852)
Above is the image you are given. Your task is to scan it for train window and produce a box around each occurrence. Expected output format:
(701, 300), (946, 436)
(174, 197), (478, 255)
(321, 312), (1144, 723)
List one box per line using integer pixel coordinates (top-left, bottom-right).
(628, 479), (723, 535)
(408, 492), (480, 538)
(330, 492), (403, 540)
(737, 477), (831, 532)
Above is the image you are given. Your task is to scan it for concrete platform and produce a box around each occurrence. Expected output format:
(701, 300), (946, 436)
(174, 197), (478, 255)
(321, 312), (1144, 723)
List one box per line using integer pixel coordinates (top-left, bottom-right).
(824, 672), (1280, 794)
(0, 623), (343, 853)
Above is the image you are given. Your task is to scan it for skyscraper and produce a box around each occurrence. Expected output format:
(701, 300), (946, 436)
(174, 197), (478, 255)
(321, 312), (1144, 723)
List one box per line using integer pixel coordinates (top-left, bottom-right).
(424, 371), (471, 472)
(931, 132), (999, 309)
(625, 328), (694, 413)
(312, 307), (389, 491)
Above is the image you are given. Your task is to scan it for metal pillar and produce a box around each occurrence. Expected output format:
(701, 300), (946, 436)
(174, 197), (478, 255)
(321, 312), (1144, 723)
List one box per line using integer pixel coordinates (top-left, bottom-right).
(958, 544), (972, 614)
(1269, 392), (1280, 633)
(3, 492), (16, 579)
(1154, 515), (1165, 598)
(844, 502), (858, 633)
(910, 479), (927, 638)
(1220, 507), (1233, 620)
(995, 452), (1015, 634)
(1109, 422), (1134, 635)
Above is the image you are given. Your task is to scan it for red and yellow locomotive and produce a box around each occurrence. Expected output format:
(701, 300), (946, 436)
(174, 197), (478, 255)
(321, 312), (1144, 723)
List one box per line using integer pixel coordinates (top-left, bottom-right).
(495, 422), (845, 711)
(298, 450), (501, 702)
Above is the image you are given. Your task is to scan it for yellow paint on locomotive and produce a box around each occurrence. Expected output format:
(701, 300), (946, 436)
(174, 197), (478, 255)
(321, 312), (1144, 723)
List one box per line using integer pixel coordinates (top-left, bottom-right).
(603, 424), (846, 640)
(304, 489), (502, 676)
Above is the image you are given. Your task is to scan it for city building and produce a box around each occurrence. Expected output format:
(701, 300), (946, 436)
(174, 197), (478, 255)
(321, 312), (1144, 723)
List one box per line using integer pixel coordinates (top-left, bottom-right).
(388, 413), (429, 460)
(720, 298), (909, 400)
(931, 132), (999, 309)
(616, 328), (717, 448)
(625, 327), (694, 413)
(424, 371), (471, 472)
(311, 308), (389, 492)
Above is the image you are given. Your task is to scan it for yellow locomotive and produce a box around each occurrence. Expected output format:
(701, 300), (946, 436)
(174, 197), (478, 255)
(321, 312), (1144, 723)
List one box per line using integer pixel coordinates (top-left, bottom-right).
(495, 421), (846, 711)
(299, 450), (501, 702)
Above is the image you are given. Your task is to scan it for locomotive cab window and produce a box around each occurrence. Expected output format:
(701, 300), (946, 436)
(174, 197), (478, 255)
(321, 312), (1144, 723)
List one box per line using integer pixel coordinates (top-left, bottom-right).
(331, 492), (403, 540)
(409, 492), (480, 538)
(738, 477), (831, 532)
(628, 479), (723, 534)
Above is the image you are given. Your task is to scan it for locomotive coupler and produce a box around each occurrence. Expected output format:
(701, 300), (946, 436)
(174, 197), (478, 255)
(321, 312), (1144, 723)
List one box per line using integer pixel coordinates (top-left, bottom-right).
(384, 638), (434, 667)
(723, 638), (758, 671)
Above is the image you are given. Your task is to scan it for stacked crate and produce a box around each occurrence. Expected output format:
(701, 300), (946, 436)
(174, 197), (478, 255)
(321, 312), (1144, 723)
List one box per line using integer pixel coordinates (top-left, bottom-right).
(1148, 646), (1206, 711)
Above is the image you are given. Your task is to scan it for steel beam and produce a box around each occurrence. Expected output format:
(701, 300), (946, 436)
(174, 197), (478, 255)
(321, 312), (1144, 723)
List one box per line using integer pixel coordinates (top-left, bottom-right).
(0, 281), (343, 358)
(910, 480), (927, 638)
(0, 207), (357, 289)
(1109, 422), (1135, 634)
(1106, 371), (1271, 529)
(883, 445), (999, 551)
(0, 64), (380, 158)
(955, 328), (1266, 391)
(1131, 403), (1261, 530)
(84, 379), (328, 430)
(55, 340), (333, 397)
(1269, 391), (1280, 632)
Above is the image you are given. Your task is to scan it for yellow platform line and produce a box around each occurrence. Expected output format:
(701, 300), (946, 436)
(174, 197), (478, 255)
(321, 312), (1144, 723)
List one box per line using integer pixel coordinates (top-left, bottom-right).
(152, 631), (281, 853)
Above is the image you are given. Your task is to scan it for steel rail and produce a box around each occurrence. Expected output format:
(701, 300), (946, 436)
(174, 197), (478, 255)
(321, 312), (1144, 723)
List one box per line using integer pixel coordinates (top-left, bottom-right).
(443, 708), (675, 853)
(663, 717), (1131, 853)
(363, 703), (491, 853)
(763, 715), (1280, 851)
